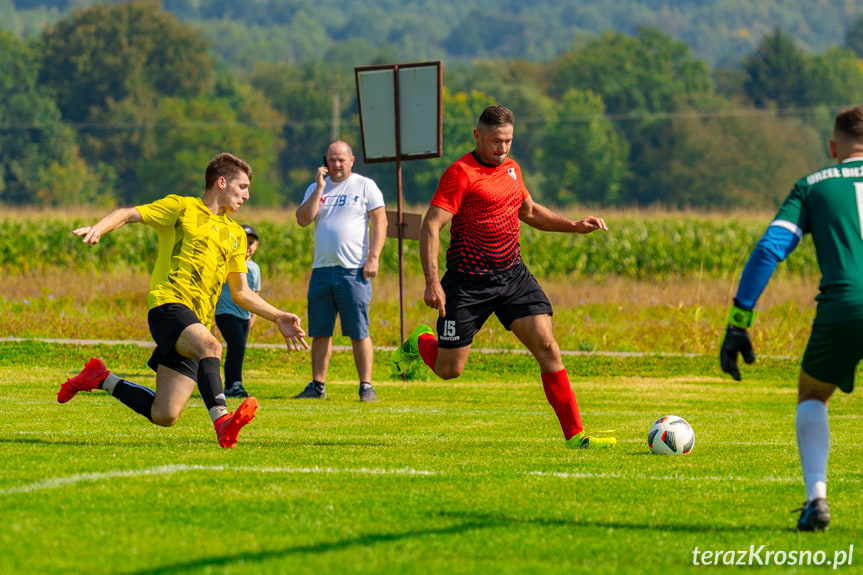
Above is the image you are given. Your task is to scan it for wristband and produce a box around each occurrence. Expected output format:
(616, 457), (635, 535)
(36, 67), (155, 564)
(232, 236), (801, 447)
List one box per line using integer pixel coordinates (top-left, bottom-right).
(727, 304), (755, 329)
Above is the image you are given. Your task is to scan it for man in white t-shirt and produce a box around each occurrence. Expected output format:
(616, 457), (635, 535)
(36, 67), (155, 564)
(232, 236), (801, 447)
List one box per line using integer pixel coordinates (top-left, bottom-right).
(294, 140), (387, 401)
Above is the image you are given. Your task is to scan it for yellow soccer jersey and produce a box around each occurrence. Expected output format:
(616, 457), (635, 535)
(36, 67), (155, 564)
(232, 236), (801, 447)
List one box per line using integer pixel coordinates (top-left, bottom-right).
(136, 194), (248, 325)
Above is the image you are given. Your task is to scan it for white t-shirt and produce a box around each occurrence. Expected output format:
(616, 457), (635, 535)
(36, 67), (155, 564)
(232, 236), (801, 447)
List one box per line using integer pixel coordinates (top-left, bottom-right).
(302, 173), (385, 269)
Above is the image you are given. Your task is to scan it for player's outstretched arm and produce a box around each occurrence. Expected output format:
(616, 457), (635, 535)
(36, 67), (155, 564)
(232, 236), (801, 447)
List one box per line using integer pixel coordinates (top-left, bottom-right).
(73, 207), (143, 245)
(519, 196), (608, 234)
(719, 303), (756, 381)
(573, 215), (609, 234)
(228, 273), (308, 350)
(273, 312), (308, 351)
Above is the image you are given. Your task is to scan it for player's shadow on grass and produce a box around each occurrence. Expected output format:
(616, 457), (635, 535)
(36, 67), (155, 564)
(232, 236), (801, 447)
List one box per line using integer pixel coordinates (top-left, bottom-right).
(120, 520), (510, 575)
(119, 510), (775, 575)
(0, 437), (86, 447)
(437, 510), (772, 533)
(253, 438), (392, 448)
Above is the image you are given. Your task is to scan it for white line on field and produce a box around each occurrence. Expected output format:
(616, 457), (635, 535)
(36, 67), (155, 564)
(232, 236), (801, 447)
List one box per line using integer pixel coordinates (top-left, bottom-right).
(6, 465), (860, 496)
(0, 464), (436, 495)
(527, 471), (813, 484)
(0, 337), (798, 359)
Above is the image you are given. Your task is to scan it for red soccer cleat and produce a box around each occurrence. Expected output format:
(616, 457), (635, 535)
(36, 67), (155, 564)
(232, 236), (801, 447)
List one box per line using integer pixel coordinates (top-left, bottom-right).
(58, 358), (109, 403)
(214, 396), (259, 448)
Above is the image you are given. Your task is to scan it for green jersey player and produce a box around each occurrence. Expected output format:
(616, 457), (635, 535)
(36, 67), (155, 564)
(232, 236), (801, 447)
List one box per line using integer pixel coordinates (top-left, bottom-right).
(721, 105), (863, 531)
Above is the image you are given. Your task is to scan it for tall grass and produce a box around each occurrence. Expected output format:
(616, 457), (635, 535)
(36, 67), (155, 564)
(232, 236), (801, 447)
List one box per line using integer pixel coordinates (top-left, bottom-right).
(0, 207), (821, 357)
(0, 270), (819, 358)
(0, 207), (816, 280)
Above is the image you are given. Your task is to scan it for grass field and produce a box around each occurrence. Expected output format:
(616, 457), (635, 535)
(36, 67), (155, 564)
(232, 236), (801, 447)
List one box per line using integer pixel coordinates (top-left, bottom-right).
(2, 341), (862, 574)
(0, 207), (854, 573)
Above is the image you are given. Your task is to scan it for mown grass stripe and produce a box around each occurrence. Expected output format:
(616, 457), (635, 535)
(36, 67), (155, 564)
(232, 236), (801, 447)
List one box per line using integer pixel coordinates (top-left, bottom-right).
(0, 465), (438, 495)
(10, 464), (863, 497)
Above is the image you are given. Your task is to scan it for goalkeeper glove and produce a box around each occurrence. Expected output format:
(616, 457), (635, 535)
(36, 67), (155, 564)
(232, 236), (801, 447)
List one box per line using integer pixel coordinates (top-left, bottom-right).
(720, 302), (755, 381)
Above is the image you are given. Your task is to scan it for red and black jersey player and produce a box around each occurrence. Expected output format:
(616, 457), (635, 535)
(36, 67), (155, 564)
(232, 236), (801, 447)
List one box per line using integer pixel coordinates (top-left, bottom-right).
(392, 104), (616, 449)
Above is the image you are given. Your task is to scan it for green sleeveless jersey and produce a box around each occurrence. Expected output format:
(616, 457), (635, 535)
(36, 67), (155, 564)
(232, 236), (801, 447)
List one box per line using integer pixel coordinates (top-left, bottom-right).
(775, 157), (863, 324)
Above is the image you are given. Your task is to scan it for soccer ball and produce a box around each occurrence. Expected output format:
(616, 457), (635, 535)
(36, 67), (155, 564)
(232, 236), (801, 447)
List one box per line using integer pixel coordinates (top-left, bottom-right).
(647, 415), (695, 455)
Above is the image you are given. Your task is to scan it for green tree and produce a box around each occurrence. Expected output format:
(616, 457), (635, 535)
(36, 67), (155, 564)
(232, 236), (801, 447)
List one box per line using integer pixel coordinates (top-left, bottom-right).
(36, 0), (215, 202)
(0, 30), (108, 206)
(33, 158), (116, 208)
(551, 27), (713, 115)
(0, 0), (15, 33)
(742, 28), (810, 109)
(806, 47), (863, 108)
(536, 89), (628, 206)
(550, 28), (715, 206)
(844, 15), (863, 58)
(442, 10), (554, 61)
(135, 79), (285, 205)
(198, 12), (329, 70)
(620, 100), (825, 209)
(38, 0), (213, 124)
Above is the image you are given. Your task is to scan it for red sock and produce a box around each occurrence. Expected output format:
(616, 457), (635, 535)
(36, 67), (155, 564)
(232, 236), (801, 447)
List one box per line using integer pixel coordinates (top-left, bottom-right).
(541, 369), (583, 440)
(418, 333), (438, 370)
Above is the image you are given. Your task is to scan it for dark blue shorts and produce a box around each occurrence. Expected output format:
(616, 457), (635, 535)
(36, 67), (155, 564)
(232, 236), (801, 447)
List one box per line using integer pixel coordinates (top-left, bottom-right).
(307, 266), (371, 340)
(436, 262), (553, 349)
(147, 303), (200, 380)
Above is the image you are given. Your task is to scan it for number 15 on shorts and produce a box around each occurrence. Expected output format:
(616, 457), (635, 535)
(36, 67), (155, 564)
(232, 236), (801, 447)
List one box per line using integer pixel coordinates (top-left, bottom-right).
(440, 320), (459, 343)
(443, 320), (456, 338)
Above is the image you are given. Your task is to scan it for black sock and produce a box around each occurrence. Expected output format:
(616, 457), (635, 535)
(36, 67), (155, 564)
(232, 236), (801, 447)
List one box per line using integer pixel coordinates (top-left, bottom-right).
(110, 379), (155, 422)
(197, 357), (227, 412)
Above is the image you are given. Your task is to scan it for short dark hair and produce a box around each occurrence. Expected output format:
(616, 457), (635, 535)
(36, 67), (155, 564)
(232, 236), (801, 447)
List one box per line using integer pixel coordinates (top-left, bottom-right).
(205, 153), (252, 190)
(478, 105), (515, 129)
(834, 106), (863, 140)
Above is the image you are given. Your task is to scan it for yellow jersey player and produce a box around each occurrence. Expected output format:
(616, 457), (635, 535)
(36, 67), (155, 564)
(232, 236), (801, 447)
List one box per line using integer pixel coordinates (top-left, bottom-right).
(58, 152), (308, 448)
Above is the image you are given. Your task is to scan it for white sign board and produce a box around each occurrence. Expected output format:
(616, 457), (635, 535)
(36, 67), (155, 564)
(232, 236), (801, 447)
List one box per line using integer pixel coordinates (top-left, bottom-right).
(355, 62), (442, 163)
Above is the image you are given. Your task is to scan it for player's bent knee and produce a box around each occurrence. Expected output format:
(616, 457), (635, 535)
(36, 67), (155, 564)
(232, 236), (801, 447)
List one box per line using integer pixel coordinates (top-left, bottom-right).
(434, 348), (469, 380)
(150, 409), (181, 427)
(202, 338), (222, 358)
(151, 415), (179, 427)
(798, 370), (837, 404)
(436, 364), (464, 380)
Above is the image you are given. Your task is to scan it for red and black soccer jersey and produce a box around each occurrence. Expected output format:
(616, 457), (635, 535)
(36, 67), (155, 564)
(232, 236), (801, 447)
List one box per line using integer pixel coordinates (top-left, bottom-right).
(431, 152), (529, 274)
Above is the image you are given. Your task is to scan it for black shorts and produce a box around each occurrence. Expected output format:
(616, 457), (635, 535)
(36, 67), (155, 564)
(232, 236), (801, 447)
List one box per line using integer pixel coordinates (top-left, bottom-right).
(437, 262), (553, 349)
(147, 303), (201, 380)
(801, 318), (863, 393)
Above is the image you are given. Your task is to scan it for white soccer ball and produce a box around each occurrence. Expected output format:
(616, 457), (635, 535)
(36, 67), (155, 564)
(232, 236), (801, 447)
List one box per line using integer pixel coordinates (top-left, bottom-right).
(647, 415), (695, 455)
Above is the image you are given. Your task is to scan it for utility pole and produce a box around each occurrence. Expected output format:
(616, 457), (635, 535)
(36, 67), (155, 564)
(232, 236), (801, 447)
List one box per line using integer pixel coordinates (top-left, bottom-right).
(331, 91), (340, 141)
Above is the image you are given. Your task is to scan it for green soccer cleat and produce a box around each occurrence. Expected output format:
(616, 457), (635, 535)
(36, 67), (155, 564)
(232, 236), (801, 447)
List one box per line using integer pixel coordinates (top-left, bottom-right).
(391, 324), (434, 374)
(566, 430), (617, 449)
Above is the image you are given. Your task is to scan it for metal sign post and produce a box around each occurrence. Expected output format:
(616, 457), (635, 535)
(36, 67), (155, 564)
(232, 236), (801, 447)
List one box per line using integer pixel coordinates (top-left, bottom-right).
(355, 61), (442, 345)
